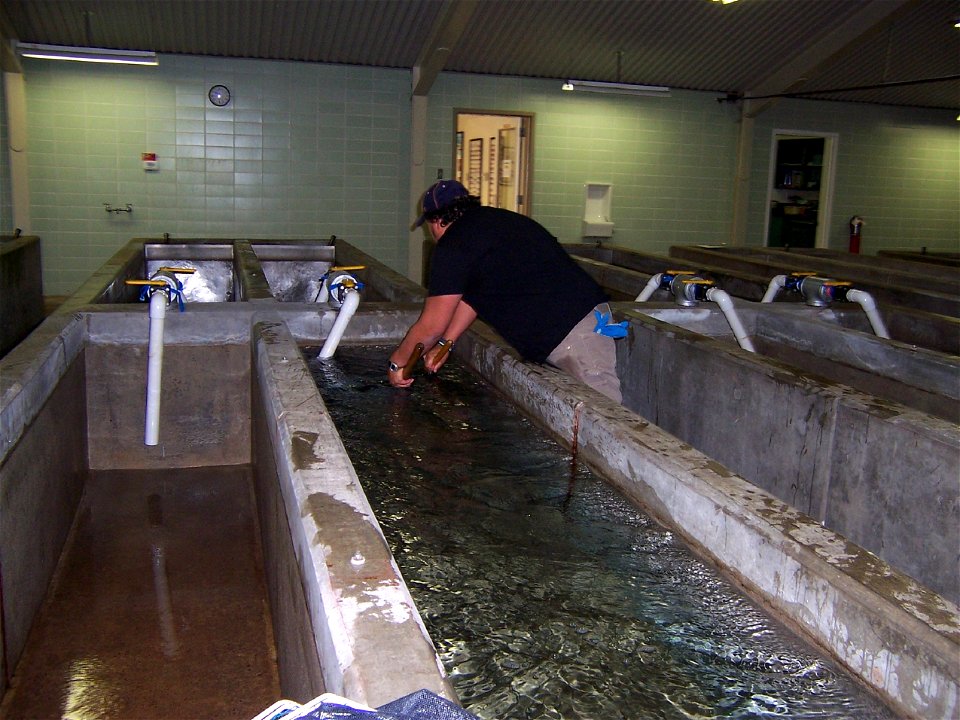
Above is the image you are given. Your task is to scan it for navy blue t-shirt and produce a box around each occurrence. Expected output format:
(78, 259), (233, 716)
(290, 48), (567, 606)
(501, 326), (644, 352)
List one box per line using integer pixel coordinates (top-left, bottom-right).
(428, 206), (607, 362)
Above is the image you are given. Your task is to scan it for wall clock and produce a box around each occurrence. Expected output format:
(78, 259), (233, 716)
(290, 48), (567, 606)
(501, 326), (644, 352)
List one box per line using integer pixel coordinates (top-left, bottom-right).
(208, 84), (231, 107)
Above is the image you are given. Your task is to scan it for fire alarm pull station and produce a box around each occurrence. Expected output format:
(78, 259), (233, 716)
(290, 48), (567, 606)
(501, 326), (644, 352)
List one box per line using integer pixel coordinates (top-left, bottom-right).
(142, 152), (158, 171)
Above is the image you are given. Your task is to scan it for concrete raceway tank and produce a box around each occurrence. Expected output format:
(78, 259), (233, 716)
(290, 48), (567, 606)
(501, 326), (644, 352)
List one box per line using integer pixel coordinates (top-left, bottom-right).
(0, 236), (956, 719)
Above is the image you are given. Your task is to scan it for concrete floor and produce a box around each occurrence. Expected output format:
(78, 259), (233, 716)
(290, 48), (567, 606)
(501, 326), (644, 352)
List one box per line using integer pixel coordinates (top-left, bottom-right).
(0, 467), (279, 720)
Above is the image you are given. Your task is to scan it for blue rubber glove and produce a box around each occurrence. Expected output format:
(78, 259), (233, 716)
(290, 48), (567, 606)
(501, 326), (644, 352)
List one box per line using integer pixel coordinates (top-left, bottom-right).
(593, 310), (629, 338)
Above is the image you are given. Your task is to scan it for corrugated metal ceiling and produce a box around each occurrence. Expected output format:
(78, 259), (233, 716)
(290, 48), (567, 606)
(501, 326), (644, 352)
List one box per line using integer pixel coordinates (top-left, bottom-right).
(2, 0), (958, 110)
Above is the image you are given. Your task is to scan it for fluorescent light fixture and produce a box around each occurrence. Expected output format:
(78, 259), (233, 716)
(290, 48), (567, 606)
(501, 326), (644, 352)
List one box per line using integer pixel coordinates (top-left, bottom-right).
(15, 42), (158, 66)
(561, 80), (670, 97)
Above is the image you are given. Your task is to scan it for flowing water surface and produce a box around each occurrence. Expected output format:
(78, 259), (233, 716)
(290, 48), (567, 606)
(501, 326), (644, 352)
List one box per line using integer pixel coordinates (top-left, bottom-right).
(306, 346), (894, 720)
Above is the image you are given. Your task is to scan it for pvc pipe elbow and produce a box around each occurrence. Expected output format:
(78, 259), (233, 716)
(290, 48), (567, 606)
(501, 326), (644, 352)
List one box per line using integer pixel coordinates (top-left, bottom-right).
(635, 273), (662, 302)
(707, 288), (756, 353)
(845, 287), (875, 311)
(761, 275), (787, 303)
(845, 288), (890, 338)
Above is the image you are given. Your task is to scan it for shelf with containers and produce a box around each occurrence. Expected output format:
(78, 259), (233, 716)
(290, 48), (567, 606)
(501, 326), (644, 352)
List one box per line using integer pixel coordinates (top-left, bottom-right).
(768, 138), (824, 248)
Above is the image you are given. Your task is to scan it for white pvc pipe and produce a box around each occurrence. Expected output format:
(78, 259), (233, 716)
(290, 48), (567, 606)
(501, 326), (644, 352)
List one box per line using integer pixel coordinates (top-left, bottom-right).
(845, 288), (891, 339)
(706, 287), (756, 352)
(145, 289), (168, 445)
(316, 281), (329, 303)
(635, 273), (663, 302)
(761, 274), (787, 303)
(318, 288), (361, 359)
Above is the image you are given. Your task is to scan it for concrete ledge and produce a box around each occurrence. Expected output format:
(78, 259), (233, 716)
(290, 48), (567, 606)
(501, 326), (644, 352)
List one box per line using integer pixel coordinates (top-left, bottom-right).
(668, 245), (960, 317)
(567, 243), (960, 353)
(0, 314), (85, 461)
(453, 323), (959, 720)
(333, 241), (426, 303)
(252, 318), (454, 707)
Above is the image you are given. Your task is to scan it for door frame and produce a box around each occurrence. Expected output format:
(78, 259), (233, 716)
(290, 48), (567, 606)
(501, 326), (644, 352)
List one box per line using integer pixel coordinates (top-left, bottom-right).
(453, 109), (534, 216)
(763, 129), (839, 248)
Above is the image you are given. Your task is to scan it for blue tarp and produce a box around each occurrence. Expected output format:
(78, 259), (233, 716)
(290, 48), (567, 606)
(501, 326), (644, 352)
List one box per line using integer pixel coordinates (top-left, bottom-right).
(254, 689), (479, 720)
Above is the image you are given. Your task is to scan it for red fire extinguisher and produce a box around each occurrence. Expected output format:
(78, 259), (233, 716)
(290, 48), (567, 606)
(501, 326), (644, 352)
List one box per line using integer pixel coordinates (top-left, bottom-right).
(849, 216), (864, 254)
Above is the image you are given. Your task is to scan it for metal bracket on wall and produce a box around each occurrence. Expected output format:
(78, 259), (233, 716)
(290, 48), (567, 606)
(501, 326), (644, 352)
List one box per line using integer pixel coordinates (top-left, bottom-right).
(104, 203), (133, 214)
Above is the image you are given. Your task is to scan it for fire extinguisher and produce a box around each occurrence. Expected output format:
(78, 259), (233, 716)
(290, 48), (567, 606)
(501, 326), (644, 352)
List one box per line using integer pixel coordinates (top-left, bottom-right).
(849, 215), (864, 254)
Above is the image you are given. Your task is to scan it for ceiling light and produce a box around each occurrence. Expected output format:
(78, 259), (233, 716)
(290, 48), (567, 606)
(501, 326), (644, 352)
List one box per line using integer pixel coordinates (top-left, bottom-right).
(15, 42), (158, 66)
(561, 80), (670, 97)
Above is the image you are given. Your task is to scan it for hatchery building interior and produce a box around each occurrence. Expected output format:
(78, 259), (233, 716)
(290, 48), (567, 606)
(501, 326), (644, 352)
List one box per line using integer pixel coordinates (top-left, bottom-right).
(0, 2), (958, 719)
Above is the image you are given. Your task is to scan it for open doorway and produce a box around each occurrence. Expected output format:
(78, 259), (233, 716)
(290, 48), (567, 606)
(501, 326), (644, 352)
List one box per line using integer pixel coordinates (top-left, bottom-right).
(454, 111), (533, 215)
(764, 131), (838, 248)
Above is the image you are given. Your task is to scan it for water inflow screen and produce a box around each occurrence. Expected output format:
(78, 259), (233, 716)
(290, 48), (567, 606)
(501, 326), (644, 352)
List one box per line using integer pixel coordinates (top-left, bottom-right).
(306, 346), (892, 720)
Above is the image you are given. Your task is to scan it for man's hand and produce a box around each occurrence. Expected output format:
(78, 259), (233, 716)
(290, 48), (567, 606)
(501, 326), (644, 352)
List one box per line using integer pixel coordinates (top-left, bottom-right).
(387, 363), (414, 388)
(424, 339), (454, 374)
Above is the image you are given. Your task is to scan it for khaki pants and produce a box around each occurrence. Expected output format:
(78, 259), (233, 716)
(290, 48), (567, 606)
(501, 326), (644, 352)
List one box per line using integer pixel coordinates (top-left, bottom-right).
(545, 304), (622, 403)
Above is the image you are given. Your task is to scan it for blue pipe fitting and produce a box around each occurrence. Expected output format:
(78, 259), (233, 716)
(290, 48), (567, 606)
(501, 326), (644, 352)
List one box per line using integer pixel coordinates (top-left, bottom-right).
(139, 281), (185, 312)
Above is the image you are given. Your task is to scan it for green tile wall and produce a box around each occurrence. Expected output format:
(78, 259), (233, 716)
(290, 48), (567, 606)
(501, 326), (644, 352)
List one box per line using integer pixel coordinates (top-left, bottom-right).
(426, 74), (958, 258)
(15, 55), (411, 295)
(748, 100), (960, 253)
(3, 56), (957, 296)
(425, 75), (737, 255)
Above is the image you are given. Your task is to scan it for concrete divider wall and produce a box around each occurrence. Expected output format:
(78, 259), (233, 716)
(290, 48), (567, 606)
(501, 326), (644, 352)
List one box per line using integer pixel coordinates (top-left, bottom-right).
(616, 308), (960, 605)
(84, 308), (253, 470)
(633, 302), (958, 422)
(827, 399), (960, 601)
(747, 306), (959, 421)
(618, 309), (839, 513)
(236, 240), (273, 300)
(251, 351), (327, 701)
(251, 317), (455, 707)
(54, 239), (146, 315)
(0, 315), (88, 693)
